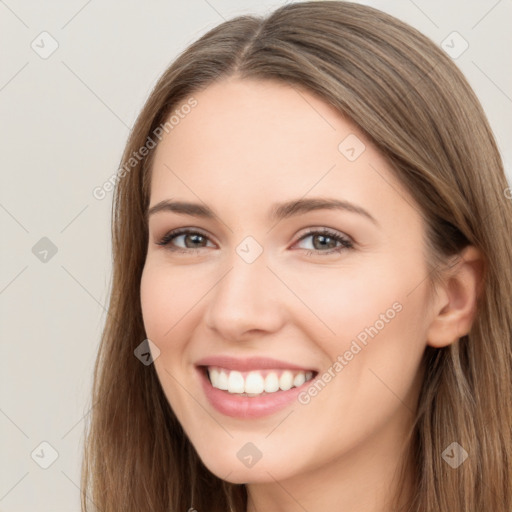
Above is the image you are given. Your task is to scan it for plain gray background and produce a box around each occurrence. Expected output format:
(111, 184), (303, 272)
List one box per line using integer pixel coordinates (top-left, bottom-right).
(1, 0), (511, 510)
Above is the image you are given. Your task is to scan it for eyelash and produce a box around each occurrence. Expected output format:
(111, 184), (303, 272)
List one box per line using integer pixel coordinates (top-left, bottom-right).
(155, 227), (354, 256)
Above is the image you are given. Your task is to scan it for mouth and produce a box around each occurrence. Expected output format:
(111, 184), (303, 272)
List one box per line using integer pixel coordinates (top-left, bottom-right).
(199, 366), (318, 397)
(194, 355), (320, 418)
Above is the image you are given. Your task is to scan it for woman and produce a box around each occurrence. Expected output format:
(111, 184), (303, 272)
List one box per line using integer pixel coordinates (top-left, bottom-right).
(81, 2), (512, 511)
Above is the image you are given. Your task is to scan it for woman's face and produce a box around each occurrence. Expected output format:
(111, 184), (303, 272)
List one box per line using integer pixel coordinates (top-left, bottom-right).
(140, 77), (435, 486)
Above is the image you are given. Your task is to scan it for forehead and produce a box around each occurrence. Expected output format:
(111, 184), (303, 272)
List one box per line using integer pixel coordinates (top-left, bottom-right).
(149, 77), (416, 229)
(154, 77), (362, 173)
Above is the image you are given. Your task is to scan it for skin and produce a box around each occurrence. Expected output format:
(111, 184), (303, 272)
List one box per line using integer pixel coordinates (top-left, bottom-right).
(140, 77), (483, 511)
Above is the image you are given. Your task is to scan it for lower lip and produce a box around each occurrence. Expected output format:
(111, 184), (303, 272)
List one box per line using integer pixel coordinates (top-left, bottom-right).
(197, 367), (315, 419)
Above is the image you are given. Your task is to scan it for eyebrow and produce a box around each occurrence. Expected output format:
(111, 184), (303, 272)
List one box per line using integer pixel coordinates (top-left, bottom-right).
(147, 197), (379, 226)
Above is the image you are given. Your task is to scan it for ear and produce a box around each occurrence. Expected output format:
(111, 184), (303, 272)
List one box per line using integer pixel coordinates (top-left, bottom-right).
(426, 245), (485, 348)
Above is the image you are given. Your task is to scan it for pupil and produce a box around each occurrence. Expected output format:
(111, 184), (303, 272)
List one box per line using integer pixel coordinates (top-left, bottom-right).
(185, 234), (204, 248)
(314, 234), (336, 250)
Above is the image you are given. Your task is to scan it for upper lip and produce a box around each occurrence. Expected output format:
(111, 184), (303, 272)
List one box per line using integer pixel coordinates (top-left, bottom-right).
(195, 355), (318, 373)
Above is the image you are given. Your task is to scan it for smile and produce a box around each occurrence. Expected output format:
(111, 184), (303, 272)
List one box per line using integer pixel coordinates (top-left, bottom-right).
(206, 366), (316, 396)
(196, 361), (319, 418)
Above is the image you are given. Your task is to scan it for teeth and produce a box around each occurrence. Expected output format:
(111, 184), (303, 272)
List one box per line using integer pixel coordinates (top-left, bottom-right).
(207, 367), (315, 396)
(264, 373), (279, 393)
(227, 371), (245, 393)
(279, 370), (293, 391)
(245, 371), (264, 394)
(293, 372), (306, 387)
(217, 369), (228, 390)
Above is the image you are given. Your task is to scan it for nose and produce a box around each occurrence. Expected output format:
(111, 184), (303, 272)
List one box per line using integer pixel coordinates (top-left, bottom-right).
(203, 249), (286, 341)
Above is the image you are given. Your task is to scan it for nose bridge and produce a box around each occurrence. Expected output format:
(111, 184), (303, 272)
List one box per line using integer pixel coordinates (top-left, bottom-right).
(204, 245), (283, 338)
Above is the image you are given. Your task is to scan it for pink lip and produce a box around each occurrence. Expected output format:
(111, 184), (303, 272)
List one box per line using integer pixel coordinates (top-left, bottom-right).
(197, 366), (316, 418)
(195, 355), (317, 373)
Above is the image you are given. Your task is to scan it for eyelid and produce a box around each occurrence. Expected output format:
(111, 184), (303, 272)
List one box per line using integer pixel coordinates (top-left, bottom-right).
(291, 227), (354, 252)
(155, 227), (217, 247)
(294, 226), (352, 242)
(155, 226), (354, 257)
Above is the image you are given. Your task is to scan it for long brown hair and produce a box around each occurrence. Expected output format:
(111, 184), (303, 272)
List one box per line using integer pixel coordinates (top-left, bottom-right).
(81, 2), (512, 510)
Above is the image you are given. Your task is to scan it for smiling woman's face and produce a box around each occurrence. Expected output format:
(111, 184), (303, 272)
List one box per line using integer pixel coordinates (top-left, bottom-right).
(140, 77), (436, 490)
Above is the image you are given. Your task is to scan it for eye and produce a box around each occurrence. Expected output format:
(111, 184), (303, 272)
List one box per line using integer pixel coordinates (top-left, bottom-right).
(293, 228), (354, 256)
(155, 227), (354, 256)
(155, 228), (216, 253)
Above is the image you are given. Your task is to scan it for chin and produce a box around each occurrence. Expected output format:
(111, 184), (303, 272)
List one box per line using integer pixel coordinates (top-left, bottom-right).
(193, 445), (295, 484)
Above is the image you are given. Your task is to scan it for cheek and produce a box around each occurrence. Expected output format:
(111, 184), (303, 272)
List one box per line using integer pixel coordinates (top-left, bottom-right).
(299, 244), (428, 342)
(277, 259), (406, 344)
(140, 264), (168, 339)
(140, 260), (207, 341)
(283, 251), (429, 395)
(310, 262), (429, 421)
(140, 262), (200, 421)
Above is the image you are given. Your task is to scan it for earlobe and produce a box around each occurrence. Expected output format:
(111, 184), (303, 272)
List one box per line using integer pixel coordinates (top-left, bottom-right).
(426, 245), (485, 348)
